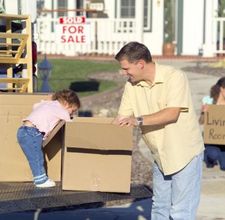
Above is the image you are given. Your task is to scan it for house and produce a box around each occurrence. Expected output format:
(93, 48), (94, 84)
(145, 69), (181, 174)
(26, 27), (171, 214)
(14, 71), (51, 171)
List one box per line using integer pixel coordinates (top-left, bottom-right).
(1, 0), (37, 22)
(1, 0), (225, 57)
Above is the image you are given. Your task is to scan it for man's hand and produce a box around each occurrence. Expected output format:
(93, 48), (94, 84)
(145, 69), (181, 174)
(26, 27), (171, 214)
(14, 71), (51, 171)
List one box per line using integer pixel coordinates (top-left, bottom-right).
(113, 116), (137, 127)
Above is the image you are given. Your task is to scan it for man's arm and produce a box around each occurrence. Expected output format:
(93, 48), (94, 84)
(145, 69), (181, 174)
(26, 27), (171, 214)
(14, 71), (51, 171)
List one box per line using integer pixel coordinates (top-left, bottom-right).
(117, 107), (181, 127)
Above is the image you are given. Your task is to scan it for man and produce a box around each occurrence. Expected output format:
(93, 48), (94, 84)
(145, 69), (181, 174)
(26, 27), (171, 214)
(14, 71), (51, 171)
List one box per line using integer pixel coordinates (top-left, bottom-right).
(114, 42), (204, 220)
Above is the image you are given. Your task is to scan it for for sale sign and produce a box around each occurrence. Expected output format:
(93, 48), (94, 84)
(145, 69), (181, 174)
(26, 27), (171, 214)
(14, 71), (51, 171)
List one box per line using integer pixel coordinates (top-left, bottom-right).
(57, 16), (91, 44)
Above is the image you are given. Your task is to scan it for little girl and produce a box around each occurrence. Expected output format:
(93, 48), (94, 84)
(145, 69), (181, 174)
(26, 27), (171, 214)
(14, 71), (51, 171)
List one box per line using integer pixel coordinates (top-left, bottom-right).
(17, 89), (80, 188)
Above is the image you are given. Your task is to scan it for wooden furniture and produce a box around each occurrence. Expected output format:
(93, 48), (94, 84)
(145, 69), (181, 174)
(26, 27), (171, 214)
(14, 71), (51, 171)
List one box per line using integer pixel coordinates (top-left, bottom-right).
(0, 78), (29, 92)
(0, 14), (33, 93)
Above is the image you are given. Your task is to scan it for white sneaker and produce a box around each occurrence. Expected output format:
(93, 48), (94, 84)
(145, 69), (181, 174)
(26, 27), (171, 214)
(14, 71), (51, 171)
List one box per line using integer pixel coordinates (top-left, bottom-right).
(35, 179), (56, 188)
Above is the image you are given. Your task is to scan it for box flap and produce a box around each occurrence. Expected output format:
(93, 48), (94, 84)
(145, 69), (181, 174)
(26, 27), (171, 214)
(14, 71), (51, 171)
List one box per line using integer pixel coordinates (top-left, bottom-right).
(65, 118), (133, 151)
(43, 120), (65, 147)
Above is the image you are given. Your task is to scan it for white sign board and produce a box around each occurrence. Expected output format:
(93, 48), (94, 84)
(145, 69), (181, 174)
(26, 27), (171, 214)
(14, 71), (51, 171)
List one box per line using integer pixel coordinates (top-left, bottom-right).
(56, 16), (91, 44)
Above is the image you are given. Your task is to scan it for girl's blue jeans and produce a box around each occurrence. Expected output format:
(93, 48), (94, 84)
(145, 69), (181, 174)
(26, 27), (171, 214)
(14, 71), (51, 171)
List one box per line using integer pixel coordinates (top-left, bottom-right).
(151, 153), (203, 220)
(17, 126), (48, 184)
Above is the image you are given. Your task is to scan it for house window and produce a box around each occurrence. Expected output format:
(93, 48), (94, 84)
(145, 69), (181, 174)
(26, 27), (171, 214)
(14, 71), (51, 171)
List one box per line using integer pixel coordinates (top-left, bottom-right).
(17, 0), (22, 14)
(144, 0), (152, 31)
(120, 0), (135, 18)
(76, 0), (83, 16)
(57, 0), (68, 17)
(117, 0), (152, 31)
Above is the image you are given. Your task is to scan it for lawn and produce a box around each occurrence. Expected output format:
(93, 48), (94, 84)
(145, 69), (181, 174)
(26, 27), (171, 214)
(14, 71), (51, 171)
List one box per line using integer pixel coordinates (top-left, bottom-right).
(37, 59), (120, 96)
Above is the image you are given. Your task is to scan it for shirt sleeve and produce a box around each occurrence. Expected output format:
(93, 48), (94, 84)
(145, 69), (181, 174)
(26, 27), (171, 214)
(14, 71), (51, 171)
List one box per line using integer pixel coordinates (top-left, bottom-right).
(54, 105), (71, 122)
(118, 82), (134, 116)
(165, 70), (190, 111)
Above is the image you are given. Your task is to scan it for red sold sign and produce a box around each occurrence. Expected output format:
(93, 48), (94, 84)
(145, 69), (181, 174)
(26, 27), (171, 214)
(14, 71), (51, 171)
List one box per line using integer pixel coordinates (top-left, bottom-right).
(58, 17), (90, 44)
(59, 16), (86, 24)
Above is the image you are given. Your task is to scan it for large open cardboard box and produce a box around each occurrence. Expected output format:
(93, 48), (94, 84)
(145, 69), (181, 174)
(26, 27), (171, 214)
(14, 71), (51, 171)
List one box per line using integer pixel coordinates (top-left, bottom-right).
(204, 105), (225, 145)
(62, 117), (133, 193)
(0, 93), (63, 181)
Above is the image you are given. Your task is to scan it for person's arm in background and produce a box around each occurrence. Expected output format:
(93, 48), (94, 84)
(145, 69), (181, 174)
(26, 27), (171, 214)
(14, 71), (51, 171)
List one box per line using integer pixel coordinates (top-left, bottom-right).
(199, 105), (207, 125)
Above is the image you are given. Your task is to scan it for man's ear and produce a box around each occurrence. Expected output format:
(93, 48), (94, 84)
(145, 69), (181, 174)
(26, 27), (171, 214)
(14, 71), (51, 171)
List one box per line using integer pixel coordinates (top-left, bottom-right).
(138, 60), (145, 69)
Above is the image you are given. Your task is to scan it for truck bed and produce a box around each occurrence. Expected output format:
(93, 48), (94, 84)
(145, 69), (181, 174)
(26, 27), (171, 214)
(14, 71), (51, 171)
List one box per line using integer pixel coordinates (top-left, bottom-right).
(0, 182), (152, 214)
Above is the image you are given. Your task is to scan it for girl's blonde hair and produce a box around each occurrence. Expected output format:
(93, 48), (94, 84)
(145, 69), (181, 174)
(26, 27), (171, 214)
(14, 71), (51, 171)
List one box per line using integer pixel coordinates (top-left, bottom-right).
(52, 89), (81, 108)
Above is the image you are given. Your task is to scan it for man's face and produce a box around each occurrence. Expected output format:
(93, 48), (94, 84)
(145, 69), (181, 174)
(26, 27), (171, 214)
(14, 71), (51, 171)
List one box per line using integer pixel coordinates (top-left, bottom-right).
(119, 59), (143, 84)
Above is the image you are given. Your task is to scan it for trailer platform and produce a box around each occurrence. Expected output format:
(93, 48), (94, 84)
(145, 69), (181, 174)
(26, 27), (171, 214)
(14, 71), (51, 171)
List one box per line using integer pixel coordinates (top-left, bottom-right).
(0, 182), (152, 214)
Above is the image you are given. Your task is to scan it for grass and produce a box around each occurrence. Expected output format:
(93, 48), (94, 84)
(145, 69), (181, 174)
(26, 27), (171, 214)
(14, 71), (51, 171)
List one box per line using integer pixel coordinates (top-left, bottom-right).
(209, 59), (225, 68)
(37, 59), (120, 96)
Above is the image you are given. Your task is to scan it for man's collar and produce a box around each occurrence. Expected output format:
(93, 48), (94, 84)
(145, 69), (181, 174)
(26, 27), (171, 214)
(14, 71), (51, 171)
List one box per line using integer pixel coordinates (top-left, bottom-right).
(136, 62), (164, 87)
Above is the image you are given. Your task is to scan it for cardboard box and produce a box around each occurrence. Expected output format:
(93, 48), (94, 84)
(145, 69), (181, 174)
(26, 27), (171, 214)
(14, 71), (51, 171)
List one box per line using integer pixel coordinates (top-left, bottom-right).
(62, 117), (133, 193)
(0, 93), (63, 181)
(204, 105), (225, 145)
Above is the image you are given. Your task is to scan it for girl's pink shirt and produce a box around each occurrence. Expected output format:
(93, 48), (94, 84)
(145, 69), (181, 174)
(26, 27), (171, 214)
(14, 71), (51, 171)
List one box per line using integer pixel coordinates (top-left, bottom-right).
(24, 100), (71, 138)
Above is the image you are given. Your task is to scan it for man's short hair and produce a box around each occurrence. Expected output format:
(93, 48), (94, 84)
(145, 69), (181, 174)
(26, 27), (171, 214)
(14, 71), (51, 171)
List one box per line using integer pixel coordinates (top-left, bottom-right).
(115, 41), (152, 63)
